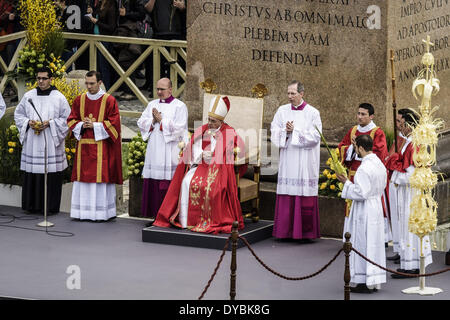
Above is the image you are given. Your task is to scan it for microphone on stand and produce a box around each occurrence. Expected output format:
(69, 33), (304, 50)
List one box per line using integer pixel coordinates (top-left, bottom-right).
(28, 98), (54, 228)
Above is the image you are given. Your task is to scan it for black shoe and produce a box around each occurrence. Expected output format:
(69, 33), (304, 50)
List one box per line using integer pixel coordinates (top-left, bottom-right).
(350, 284), (376, 293)
(394, 258), (400, 264)
(409, 269), (420, 274)
(387, 253), (400, 261)
(385, 242), (388, 248)
(297, 238), (315, 244)
(391, 269), (414, 279)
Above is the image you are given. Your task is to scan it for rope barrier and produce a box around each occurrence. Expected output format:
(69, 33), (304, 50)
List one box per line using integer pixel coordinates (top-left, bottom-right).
(198, 236), (231, 300)
(197, 227), (449, 300)
(351, 247), (450, 278)
(239, 235), (344, 281)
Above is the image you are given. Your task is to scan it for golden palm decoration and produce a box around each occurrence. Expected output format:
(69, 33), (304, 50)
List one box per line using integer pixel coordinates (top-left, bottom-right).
(403, 35), (444, 296)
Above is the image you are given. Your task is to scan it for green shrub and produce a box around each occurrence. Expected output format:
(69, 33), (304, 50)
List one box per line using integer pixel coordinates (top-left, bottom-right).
(127, 133), (147, 178)
(0, 115), (23, 185)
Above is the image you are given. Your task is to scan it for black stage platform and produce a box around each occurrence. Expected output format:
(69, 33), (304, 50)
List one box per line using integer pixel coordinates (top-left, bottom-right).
(142, 219), (274, 250)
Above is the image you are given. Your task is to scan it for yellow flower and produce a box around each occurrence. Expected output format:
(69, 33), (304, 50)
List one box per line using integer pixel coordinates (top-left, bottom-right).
(19, 0), (62, 51)
(8, 141), (13, 147)
(332, 174), (337, 180)
(71, 148), (76, 153)
(330, 185), (336, 190)
(323, 169), (329, 176)
(326, 158), (332, 165)
(327, 173), (332, 179)
(65, 148), (70, 153)
(67, 155), (72, 160)
(320, 183), (327, 190)
(8, 148), (14, 153)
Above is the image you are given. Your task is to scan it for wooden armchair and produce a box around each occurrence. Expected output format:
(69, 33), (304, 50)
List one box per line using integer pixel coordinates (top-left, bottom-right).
(201, 82), (266, 222)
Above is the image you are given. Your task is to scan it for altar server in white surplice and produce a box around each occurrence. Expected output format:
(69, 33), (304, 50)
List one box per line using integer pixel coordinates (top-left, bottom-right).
(14, 67), (71, 215)
(138, 78), (188, 222)
(386, 109), (432, 279)
(337, 134), (387, 294)
(270, 80), (322, 240)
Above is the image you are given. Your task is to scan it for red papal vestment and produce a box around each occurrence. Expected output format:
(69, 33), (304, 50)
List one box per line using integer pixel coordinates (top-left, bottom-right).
(153, 123), (247, 234)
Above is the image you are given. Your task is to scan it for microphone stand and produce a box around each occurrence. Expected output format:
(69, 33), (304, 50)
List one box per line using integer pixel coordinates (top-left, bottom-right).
(28, 98), (54, 228)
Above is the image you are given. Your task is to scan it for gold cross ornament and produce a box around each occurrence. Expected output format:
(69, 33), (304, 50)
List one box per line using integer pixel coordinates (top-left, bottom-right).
(422, 35), (434, 53)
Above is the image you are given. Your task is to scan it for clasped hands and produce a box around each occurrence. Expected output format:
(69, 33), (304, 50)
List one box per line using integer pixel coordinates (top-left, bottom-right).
(152, 108), (162, 124)
(29, 120), (50, 134)
(202, 150), (212, 163)
(286, 121), (294, 133)
(82, 117), (94, 129)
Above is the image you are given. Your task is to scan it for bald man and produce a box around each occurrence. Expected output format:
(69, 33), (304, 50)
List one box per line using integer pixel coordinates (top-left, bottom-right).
(137, 78), (188, 223)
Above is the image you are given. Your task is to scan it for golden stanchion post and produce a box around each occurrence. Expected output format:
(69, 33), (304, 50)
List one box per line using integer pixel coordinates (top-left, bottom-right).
(230, 221), (239, 300)
(343, 232), (352, 301)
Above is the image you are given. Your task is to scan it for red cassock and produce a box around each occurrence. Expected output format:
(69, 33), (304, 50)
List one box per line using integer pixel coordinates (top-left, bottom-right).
(385, 137), (415, 173)
(153, 123), (247, 234)
(338, 125), (388, 177)
(67, 93), (123, 184)
(338, 125), (389, 217)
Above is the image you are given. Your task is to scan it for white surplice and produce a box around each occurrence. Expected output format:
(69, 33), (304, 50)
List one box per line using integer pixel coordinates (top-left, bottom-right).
(389, 137), (432, 270)
(14, 88), (70, 173)
(0, 92), (6, 120)
(270, 103), (322, 196)
(342, 153), (387, 288)
(70, 89), (117, 221)
(343, 121), (391, 242)
(388, 133), (408, 254)
(138, 98), (188, 180)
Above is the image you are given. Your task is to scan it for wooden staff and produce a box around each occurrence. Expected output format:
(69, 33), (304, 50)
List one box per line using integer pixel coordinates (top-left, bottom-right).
(390, 49), (398, 153)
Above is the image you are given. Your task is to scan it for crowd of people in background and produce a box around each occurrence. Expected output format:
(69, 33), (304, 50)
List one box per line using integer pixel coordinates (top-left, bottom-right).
(0, 0), (187, 101)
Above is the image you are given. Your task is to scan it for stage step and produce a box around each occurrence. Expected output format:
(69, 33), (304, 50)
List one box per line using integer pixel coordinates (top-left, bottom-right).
(142, 219), (274, 250)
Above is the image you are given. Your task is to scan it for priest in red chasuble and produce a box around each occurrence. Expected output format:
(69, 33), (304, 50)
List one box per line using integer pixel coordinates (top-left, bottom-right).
(338, 103), (390, 241)
(338, 103), (388, 181)
(153, 95), (247, 234)
(67, 71), (123, 221)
